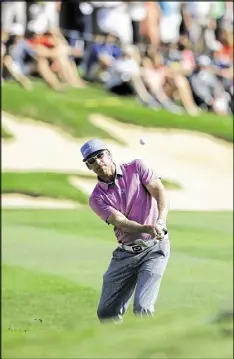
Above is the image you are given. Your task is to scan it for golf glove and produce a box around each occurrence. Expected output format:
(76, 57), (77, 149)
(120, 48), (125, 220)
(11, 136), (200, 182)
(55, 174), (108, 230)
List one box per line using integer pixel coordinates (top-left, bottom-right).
(156, 218), (168, 236)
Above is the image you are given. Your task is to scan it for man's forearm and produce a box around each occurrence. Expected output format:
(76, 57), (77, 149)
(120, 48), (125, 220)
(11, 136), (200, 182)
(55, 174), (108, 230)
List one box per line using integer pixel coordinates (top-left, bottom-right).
(151, 187), (169, 222)
(114, 217), (147, 233)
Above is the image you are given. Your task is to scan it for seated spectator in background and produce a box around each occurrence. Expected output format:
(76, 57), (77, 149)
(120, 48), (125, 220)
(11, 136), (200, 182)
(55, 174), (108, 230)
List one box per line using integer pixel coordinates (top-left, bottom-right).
(81, 33), (122, 81)
(141, 53), (183, 114)
(2, 23), (33, 90)
(142, 51), (200, 115)
(189, 55), (232, 116)
(214, 28), (233, 69)
(213, 28), (233, 114)
(104, 45), (159, 109)
(27, 20), (85, 90)
(166, 34), (195, 76)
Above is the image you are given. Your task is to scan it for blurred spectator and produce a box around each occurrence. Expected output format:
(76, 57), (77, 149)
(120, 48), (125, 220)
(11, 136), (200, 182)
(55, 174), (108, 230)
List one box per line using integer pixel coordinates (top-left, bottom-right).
(142, 49), (200, 115)
(59, 0), (85, 53)
(166, 34), (195, 76)
(2, 2), (26, 34)
(158, 1), (182, 45)
(214, 28), (233, 68)
(27, 1), (60, 33)
(127, 2), (146, 45)
(27, 23), (85, 90)
(2, 23), (33, 89)
(90, 2), (131, 44)
(81, 34), (122, 81)
(89, 2), (146, 46)
(139, 2), (161, 50)
(189, 55), (232, 115)
(182, 2), (214, 53)
(141, 53), (184, 114)
(104, 45), (159, 109)
(204, 18), (222, 55)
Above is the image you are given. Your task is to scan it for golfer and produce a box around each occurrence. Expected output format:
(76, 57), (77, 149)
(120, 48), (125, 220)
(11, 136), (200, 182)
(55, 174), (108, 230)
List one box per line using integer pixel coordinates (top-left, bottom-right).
(80, 138), (170, 323)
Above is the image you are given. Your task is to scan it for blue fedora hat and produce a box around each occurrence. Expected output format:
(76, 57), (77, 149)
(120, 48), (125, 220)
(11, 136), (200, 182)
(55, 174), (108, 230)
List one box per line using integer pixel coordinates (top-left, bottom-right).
(80, 138), (108, 162)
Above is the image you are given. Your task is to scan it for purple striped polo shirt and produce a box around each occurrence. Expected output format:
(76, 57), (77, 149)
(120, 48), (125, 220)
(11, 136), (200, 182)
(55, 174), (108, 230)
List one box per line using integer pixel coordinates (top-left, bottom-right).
(89, 159), (160, 245)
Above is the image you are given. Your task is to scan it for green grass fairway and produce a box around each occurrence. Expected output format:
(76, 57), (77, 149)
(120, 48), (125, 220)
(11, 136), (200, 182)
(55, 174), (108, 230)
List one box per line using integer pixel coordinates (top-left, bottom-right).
(2, 209), (233, 358)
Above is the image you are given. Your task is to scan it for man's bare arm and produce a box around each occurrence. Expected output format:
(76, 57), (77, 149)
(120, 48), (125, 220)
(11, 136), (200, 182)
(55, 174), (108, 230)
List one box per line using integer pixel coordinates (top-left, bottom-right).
(146, 178), (169, 222)
(107, 212), (158, 237)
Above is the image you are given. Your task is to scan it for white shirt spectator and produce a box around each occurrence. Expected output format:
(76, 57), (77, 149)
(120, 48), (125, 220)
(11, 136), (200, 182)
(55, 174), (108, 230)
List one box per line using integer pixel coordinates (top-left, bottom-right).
(28, 1), (59, 33)
(185, 2), (214, 26)
(95, 2), (134, 44)
(127, 2), (146, 21)
(159, 2), (182, 43)
(2, 2), (26, 33)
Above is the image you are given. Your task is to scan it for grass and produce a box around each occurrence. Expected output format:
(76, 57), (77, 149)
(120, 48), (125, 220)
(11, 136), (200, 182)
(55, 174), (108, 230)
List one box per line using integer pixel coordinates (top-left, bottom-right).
(2, 209), (233, 358)
(2, 81), (233, 143)
(1, 172), (182, 204)
(2, 172), (89, 204)
(2, 127), (13, 139)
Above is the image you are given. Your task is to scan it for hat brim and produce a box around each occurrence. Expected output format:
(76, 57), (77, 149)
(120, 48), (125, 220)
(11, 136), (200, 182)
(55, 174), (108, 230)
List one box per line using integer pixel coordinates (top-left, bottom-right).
(82, 149), (106, 162)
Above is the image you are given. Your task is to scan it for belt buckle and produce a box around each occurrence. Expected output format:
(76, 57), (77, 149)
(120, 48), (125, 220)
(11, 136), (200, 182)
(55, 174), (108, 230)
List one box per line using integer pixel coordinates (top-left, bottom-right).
(131, 245), (143, 253)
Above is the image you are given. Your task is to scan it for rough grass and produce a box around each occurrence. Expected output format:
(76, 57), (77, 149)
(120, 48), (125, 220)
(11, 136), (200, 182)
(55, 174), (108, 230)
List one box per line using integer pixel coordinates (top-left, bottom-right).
(2, 172), (182, 204)
(2, 172), (89, 204)
(2, 209), (233, 358)
(2, 81), (233, 143)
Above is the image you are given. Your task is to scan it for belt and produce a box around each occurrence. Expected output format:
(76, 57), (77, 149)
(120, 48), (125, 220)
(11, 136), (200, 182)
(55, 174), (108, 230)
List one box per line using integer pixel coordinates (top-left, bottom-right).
(118, 239), (157, 253)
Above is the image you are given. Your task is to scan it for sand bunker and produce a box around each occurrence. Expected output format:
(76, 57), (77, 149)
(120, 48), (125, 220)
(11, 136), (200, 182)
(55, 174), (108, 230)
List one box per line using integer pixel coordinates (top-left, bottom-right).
(2, 111), (233, 210)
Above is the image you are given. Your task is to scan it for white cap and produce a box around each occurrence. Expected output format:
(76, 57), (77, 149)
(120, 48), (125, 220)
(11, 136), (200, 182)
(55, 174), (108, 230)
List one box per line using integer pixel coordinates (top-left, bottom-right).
(11, 23), (24, 36)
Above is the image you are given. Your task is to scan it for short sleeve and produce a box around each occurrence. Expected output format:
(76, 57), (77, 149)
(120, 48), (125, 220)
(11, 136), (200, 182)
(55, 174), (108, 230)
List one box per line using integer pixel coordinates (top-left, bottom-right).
(135, 159), (160, 186)
(89, 195), (119, 223)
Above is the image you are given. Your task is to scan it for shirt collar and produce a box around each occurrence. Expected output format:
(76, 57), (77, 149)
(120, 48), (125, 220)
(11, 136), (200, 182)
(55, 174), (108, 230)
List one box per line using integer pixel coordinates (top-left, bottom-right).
(97, 163), (123, 190)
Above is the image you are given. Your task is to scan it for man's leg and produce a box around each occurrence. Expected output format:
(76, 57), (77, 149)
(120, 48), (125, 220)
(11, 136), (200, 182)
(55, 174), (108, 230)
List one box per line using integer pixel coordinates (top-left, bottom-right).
(133, 238), (170, 316)
(97, 248), (138, 323)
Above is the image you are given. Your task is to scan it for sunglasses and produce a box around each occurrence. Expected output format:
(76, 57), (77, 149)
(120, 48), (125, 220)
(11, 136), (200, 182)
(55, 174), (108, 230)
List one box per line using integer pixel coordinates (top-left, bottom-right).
(85, 151), (106, 165)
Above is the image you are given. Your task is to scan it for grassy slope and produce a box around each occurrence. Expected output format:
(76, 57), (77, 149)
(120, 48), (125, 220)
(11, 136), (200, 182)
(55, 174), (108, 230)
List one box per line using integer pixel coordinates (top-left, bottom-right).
(2, 209), (233, 358)
(2, 172), (89, 204)
(2, 127), (13, 139)
(2, 81), (233, 142)
(2, 172), (181, 204)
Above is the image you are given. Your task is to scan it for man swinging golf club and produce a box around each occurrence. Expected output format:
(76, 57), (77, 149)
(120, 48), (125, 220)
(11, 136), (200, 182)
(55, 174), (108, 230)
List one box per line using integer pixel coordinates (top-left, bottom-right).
(80, 138), (170, 323)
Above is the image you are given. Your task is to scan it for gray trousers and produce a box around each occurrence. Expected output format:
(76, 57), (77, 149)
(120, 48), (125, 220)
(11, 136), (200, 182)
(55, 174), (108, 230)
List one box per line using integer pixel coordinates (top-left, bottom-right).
(97, 237), (170, 322)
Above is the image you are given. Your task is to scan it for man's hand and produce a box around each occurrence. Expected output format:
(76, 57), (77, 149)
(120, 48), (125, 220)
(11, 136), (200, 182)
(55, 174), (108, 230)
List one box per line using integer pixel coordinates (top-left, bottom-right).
(143, 224), (164, 240)
(143, 224), (157, 237)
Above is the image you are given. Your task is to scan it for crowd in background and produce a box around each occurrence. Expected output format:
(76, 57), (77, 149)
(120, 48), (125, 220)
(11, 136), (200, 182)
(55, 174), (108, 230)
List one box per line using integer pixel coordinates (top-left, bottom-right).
(1, 1), (233, 116)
